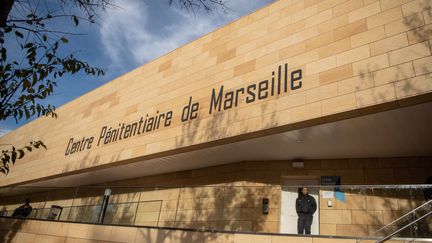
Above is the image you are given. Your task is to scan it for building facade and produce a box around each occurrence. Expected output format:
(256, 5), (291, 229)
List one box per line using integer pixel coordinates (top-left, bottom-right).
(1, 0), (432, 241)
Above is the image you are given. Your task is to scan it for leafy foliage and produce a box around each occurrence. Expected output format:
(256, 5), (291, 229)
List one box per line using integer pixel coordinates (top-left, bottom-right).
(0, 0), (109, 174)
(168, 0), (226, 12)
(1, 141), (46, 174)
(0, 29), (104, 122)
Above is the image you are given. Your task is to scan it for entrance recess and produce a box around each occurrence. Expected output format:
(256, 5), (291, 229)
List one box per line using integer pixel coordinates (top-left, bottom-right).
(280, 176), (320, 235)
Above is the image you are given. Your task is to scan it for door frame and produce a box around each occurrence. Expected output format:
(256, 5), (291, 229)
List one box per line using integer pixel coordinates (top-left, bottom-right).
(279, 175), (321, 234)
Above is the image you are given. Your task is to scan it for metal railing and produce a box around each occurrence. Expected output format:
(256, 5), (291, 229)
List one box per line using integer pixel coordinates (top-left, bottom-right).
(377, 210), (432, 243)
(0, 184), (431, 239)
(374, 199), (432, 236)
(369, 199), (432, 243)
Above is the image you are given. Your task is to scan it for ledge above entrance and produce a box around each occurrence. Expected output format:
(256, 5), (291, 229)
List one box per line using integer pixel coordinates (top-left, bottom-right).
(3, 101), (431, 189)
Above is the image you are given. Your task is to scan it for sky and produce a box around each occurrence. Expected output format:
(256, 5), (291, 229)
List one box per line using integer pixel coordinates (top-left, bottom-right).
(0, 0), (274, 136)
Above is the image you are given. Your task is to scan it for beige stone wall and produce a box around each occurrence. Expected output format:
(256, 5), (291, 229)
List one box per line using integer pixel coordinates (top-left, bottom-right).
(319, 189), (430, 237)
(1, 0), (432, 187)
(0, 186), (281, 233)
(0, 217), (428, 243)
(1, 157), (431, 237)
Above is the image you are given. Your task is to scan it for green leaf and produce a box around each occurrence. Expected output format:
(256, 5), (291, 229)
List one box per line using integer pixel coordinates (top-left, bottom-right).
(17, 150), (25, 159)
(32, 72), (38, 86)
(24, 43), (33, 49)
(11, 151), (17, 163)
(22, 79), (30, 92)
(15, 31), (24, 38)
(0, 48), (6, 61)
(24, 107), (30, 119)
(72, 15), (79, 26)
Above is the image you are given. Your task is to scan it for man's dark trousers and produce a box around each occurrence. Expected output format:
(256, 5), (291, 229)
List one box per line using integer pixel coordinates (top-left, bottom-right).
(297, 214), (313, 234)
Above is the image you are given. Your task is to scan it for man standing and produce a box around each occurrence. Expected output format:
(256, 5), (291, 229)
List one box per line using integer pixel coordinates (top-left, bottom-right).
(296, 187), (317, 235)
(12, 198), (32, 217)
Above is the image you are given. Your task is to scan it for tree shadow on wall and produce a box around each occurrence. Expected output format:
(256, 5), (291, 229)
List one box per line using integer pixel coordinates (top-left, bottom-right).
(102, 188), (141, 226)
(61, 150), (118, 175)
(142, 89), (282, 242)
(174, 78), (281, 150)
(357, 0), (432, 107)
(0, 217), (25, 243)
(365, 188), (432, 239)
(0, 189), (58, 243)
(353, 1), (432, 238)
(65, 184), (273, 241)
(135, 185), (276, 243)
(0, 162), (281, 242)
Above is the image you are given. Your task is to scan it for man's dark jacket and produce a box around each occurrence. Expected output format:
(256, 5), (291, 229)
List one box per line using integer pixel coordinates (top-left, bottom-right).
(296, 194), (317, 215)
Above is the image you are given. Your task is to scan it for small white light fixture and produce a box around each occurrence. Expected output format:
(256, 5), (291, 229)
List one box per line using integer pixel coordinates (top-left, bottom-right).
(292, 161), (304, 168)
(104, 188), (112, 196)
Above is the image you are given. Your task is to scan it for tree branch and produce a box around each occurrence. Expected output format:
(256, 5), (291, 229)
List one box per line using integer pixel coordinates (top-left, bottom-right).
(0, 0), (15, 27)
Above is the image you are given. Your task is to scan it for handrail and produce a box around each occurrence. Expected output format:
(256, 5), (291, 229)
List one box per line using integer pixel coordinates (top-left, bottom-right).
(374, 199), (432, 235)
(1, 184), (429, 198)
(376, 210), (432, 243)
(2, 215), (432, 242)
(1, 184), (431, 240)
